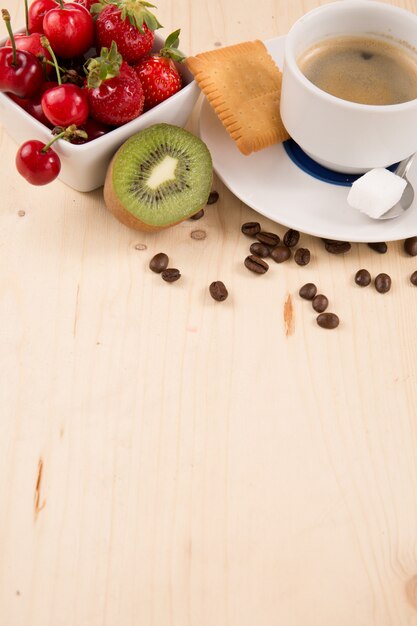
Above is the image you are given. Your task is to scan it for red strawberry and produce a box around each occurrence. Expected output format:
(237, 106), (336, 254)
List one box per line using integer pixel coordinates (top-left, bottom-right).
(93, 0), (162, 64)
(84, 42), (144, 125)
(134, 29), (184, 110)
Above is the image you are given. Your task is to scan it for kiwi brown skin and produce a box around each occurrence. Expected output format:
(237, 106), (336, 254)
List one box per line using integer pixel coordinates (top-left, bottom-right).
(104, 154), (169, 232)
(103, 130), (213, 232)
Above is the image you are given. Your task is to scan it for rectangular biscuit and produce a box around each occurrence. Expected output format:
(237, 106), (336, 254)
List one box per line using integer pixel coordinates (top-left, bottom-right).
(186, 40), (290, 155)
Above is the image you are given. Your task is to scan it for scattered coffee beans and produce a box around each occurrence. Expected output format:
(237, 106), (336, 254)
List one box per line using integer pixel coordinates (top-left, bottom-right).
(312, 294), (329, 313)
(283, 229), (300, 247)
(411, 271), (417, 286)
(207, 191), (219, 204)
(149, 252), (169, 273)
(161, 268), (181, 283)
(323, 239), (351, 254)
(354, 269), (371, 287)
(316, 312), (339, 329)
(374, 273), (391, 293)
(209, 281), (228, 301)
(256, 231), (280, 247)
(241, 221), (261, 236)
(250, 242), (270, 258)
(190, 209), (205, 220)
(270, 245), (291, 263)
(367, 241), (387, 254)
(294, 247), (311, 266)
(244, 255), (269, 274)
(404, 236), (417, 256)
(299, 282), (317, 300)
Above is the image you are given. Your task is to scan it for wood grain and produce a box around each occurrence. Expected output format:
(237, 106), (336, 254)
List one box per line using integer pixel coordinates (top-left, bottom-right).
(2, 2), (417, 625)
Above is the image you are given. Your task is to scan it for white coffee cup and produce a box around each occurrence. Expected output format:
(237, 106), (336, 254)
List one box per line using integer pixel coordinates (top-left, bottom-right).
(280, 0), (417, 173)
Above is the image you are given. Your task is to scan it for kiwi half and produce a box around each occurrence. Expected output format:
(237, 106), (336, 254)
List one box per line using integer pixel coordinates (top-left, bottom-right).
(103, 124), (213, 231)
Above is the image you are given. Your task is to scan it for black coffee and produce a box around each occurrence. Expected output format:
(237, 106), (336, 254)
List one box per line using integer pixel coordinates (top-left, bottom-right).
(298, 35), (417, 105)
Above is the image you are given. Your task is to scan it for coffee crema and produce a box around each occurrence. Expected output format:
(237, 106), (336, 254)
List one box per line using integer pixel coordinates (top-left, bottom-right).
(297, 35), (417, 105)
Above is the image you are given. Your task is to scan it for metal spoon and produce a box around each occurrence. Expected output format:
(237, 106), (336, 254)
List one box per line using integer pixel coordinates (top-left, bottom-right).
(377, 153), (415, 220)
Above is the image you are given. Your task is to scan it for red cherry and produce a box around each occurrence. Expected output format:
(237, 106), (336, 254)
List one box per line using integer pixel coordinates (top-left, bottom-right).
(16, 139), (60, 185)
(6, 32), (52, 68)
(43, 3), (95, 58)
(25, 80), (58, 126)
(41, 83), (89, 126)
(0, 47), (44, 98)
(0, 10), (44, 97)
(70, 117), (111, 143)
(7, 92), (31, 108)
(28, 0), (59, 34)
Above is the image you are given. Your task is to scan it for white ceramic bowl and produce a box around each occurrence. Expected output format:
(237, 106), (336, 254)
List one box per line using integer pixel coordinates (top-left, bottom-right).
(0, 32), (200, 191)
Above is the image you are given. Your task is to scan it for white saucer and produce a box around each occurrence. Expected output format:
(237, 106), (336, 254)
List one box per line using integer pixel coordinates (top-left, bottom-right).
(197, 35), (417, 242)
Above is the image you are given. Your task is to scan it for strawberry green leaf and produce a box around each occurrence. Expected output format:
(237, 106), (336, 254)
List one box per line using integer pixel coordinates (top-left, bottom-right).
(85, 41), (123, 88)
(160, 29), (186, 62)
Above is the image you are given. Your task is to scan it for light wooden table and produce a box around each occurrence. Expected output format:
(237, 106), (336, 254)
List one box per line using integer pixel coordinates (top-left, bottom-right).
(2, 1), (417, 625)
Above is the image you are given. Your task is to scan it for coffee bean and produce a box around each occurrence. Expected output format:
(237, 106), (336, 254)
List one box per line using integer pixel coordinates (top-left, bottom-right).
(209, 281), (228, 301)
(299, 282), (317, 300)
(244, 255), (269, 274)
(410, 271), (417, 286)
(367, 241), (387, 254)
(256, 231), (280, 247)
(207, 191), (219, 204)
(354, 269), (371, 287)
(323, 239), (351, 254)
(316, 312), (339, 329)
(374, 273), (391, 293)
(283, 229), (300, 247)
(404, 236), (417, 256)
(294, 247), (311, 266)
(149, 252), (169, 273)
(241, 221), (261, 237)
(189, 209), (205, 220)
(250, 242), (270, 258)
(312, 294), (329, 313)
(270, 245), (291, 263)
(161, 268), (181, 283)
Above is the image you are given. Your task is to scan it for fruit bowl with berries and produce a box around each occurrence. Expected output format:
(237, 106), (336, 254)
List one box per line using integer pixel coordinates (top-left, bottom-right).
(0, 0), (200, 191)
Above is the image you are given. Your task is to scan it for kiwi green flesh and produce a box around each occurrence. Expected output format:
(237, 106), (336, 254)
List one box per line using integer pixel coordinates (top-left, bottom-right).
(109, 124), (213, 227)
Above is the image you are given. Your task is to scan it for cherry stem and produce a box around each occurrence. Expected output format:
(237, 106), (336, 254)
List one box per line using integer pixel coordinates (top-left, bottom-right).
(24, 0), (29, 35)
(41, 130), (66, 153)
(57, 0), (65, 8)
(1, 9), (17, 66)
(40, 36), (62, 85)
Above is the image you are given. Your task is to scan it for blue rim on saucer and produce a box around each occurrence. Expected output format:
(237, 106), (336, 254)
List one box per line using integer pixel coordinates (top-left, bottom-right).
(283, 139), (398, 187)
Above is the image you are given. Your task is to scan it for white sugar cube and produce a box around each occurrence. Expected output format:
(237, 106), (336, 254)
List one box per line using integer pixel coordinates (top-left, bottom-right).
(347, 167), (407, 218)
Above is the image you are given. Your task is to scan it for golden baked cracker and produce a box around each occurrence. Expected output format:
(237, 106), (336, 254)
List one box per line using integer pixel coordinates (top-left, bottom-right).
(186, 40), (289, 155)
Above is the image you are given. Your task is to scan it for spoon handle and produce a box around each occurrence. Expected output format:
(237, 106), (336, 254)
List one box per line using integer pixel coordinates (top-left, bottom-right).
(395, 153), (415, 178)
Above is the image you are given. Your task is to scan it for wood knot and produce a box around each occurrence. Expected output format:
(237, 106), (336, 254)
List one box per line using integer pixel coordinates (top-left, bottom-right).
(284, 293), (295, 336)
(406, 575), (417, 610)
(190, 229), (207, 240)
